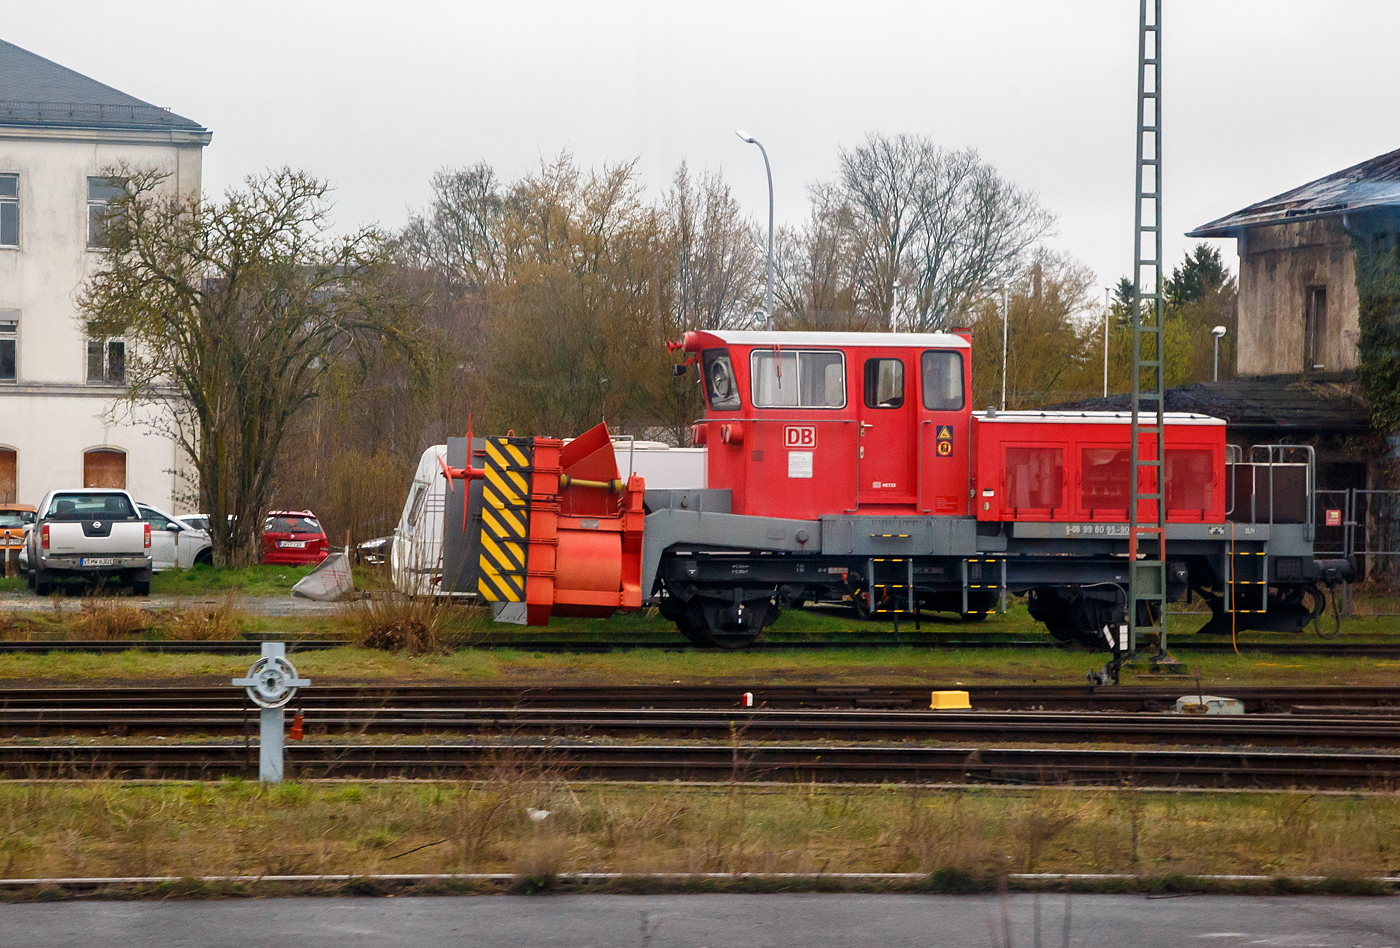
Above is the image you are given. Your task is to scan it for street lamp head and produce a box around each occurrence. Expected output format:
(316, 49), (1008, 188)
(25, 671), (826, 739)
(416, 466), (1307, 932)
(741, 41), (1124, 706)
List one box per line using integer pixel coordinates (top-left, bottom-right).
(735, 130), (756, 144)
(1212, 325), (1227, 338)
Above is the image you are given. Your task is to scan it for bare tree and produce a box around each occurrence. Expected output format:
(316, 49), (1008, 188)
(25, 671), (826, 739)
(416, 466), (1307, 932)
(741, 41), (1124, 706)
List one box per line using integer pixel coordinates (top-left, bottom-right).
(81, 167), (419, 566)
(399, 162), (506, 291)
(773, 182), (880, 330)
(664, 163), (761, 330)
(837, 132), (1055, 332)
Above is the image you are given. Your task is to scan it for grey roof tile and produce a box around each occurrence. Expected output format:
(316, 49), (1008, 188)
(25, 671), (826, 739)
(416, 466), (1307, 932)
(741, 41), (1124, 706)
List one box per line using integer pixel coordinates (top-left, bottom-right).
(1190, 147), (1400, 236)
(0, 38), (205, 132)
(1050, 375), (1370, 434)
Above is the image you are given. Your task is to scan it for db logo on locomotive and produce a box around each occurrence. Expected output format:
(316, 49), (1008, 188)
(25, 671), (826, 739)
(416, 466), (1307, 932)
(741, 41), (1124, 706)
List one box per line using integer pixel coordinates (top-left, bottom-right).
(784, 426), (816, 448)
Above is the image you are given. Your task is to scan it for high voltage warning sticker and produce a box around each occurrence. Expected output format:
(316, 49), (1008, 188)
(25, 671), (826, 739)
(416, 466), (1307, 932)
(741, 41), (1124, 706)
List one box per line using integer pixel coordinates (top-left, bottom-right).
(478, 437), (533, 602)
(936, 425), (954, 456)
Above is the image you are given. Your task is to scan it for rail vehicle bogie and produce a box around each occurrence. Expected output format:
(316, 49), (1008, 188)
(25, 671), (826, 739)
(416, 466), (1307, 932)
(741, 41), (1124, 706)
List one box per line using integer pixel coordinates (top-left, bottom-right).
(438, 330), (1352, 650)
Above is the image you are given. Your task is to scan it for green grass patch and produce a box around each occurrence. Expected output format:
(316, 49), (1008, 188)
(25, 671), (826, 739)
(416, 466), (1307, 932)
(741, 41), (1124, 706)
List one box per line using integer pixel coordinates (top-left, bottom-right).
(150, 564), (319, 596)
(3, 640), (1400, 688)
(0, 781), (1397, 884)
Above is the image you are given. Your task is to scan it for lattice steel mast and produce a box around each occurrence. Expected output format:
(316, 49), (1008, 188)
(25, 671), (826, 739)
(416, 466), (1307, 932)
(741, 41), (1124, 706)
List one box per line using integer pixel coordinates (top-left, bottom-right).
(1117, 0), (1172, 681)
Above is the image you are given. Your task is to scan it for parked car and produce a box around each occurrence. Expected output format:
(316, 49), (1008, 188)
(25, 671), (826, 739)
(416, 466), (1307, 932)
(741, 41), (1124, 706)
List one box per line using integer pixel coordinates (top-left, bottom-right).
(356, 535), (390, 565)
(261, 510), (329, 566)
(137, 503), (214, 571)
(25, 489), (153, 595)
(1, 504), (36, 576)
(175, 514), (211, 534)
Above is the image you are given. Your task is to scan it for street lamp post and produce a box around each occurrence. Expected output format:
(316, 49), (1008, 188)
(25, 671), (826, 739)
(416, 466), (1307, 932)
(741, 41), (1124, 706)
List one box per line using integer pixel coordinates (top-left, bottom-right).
(1000, 287), (1009, 411)
(1103, 287), (1111, 397)
(736, 130), (775, 330)
(1212, 325), (1227, 381)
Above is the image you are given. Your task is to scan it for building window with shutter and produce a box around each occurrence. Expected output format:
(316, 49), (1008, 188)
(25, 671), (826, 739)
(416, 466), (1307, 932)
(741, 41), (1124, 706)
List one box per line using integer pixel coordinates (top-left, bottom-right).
(0, 174), (17, 247)
(83, 449), (126, 489)
(1305, 285), (1327, 372)
(86, 337), (125, 384)
(0, 311), (15, 382)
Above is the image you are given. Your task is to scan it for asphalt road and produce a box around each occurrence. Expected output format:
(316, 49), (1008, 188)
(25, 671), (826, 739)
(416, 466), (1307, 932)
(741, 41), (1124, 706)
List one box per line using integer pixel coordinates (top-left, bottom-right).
(2, 894), (1398, 947)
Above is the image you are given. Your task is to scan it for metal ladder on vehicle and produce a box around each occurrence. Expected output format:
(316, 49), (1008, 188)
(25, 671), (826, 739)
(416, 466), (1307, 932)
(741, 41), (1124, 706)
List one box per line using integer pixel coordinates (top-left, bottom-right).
(962, 557), (1007, 616)
(1227, 549), (1270, 614)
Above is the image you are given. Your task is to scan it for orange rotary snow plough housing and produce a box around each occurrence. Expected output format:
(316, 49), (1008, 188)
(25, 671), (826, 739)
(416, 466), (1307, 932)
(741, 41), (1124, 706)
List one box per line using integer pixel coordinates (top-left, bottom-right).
(440, 423), (646, 625)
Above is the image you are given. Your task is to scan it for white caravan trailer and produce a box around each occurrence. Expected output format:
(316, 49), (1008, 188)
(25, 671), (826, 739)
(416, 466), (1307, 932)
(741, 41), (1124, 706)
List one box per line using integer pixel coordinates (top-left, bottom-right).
(390, 440), (705, 596)
(390, 445), (451, 596)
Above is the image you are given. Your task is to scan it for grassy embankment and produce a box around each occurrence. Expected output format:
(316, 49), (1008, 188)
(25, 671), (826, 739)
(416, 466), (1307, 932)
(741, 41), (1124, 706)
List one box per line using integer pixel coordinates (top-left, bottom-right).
(0, 780), (1396, 889)
(1, 636), (1399, 687)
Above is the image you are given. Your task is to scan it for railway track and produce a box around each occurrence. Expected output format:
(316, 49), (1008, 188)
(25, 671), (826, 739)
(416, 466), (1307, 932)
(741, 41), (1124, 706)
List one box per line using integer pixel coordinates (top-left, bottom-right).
(5, 706), (1400, 748)
(3, 740), (1398, 789)
(0, 637), (1397, 656)
(4, 683), (1400, 713)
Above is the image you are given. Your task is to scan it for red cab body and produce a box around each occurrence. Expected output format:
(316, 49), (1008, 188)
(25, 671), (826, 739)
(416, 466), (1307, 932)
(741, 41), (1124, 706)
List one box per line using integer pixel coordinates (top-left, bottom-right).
(682, 330), (973, 519)
(261, 510), (330, 565)
(971, 411), (1227, 524)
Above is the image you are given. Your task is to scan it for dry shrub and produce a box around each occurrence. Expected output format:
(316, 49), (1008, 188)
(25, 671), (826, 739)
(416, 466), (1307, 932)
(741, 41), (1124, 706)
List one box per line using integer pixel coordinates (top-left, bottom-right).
(0, 610), (31, 642)
(884, 789), (997, 878)
(1007, 793), (1083, 873)
(70, 602), (153, 640)
(164, 594), (242, 641)
(342, 594), (445, 655)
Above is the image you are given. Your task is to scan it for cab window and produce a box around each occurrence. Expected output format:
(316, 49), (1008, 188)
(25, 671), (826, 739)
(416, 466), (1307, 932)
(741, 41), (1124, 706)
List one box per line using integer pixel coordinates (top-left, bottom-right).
(863, 358), (904, 408)
(921, 350), (964, 411)
(702, 349), (740, 411)
(751, 349), (845, 408)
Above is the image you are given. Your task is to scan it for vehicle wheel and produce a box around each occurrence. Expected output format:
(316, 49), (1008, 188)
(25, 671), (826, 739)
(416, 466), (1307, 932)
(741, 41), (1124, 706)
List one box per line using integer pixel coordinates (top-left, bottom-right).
(26, 569), (34, 590)
(960, 610), (988, 623)
(696, 596), (775, 649)
(848, 587), (873, 622)
(33, 569), (51, 596)
(194, 549), (214, 568)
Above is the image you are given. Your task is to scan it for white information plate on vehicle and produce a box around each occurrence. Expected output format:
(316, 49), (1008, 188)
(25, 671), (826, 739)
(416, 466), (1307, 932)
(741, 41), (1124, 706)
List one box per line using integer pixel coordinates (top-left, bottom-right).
(81, 557), (116, 566)
(280, 541), (307, 548)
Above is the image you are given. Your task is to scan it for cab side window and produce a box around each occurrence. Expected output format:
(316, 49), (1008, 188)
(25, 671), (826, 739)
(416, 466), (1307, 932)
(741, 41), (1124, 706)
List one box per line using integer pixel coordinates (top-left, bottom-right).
(702, 349), (741, 411)
(921, 350), (965, 411)
(863, 358), (904, 408)
(750, 349), (846, 408)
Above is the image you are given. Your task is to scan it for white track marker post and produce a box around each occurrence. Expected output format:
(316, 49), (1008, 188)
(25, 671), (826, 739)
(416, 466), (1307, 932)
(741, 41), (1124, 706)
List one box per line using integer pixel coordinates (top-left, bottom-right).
(232, 642), (310, 783)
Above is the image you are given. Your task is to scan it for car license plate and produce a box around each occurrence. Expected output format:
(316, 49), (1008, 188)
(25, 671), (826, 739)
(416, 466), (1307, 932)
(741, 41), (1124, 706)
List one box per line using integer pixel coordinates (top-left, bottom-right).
(81, 557), (116, 567)
(279, 541), (307, 548)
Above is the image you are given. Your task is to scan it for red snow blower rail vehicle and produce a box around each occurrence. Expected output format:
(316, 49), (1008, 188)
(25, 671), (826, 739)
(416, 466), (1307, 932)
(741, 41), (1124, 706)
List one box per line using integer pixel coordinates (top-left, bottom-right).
(436, 330), (1350, 650)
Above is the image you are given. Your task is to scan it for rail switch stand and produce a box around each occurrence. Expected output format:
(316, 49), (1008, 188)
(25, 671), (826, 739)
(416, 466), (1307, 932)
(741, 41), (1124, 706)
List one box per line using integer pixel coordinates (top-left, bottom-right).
(232, 642), (310, 783)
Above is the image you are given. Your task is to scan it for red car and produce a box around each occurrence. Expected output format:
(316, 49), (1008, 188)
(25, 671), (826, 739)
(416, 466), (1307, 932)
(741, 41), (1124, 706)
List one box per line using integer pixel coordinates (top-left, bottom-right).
(261, 510), (330, 566)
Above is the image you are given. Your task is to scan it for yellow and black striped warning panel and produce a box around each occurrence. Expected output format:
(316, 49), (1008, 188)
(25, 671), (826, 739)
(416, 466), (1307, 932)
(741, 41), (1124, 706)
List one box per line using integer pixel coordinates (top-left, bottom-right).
(477, 437), (533, 602)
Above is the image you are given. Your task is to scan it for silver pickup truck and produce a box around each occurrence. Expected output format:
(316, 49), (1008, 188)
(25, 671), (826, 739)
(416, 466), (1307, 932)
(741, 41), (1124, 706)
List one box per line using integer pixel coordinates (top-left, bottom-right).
(26, 489), (153, 595)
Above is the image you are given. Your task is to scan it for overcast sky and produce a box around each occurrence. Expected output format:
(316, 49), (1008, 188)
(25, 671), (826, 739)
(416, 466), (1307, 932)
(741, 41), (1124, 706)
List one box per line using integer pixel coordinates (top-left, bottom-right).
(8, 1), (1399, 314)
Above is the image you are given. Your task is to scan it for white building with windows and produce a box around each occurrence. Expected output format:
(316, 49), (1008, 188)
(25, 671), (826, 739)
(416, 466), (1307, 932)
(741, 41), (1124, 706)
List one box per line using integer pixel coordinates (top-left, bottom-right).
(0, 39), (210, 508)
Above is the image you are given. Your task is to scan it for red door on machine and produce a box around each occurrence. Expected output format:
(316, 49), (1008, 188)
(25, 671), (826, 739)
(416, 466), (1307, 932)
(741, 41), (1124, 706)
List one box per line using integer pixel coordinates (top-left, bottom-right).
(857, 354), (917, 506)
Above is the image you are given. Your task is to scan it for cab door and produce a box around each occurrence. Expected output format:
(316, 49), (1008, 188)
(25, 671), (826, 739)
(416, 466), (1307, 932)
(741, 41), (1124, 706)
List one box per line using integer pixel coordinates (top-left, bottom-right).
(918, 349), (970, 515)
(857, 352), (918, 507)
